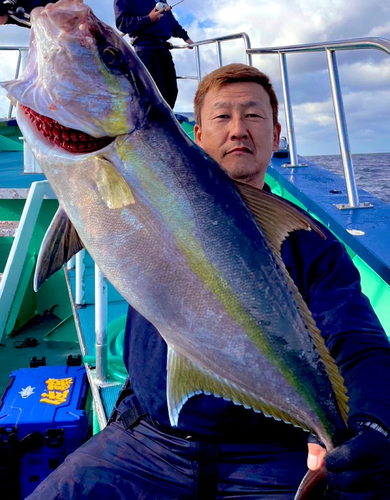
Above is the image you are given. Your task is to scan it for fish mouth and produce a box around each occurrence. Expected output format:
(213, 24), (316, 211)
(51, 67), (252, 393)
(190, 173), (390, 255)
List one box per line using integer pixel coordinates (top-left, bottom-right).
(21, 104), (114, 153)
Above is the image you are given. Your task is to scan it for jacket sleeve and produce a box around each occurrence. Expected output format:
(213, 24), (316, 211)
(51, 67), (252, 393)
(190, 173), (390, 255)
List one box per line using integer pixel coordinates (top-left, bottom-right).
(167, 11), (189, 41)
(285, 230), (390, 434)
(114, 0), (152, 36)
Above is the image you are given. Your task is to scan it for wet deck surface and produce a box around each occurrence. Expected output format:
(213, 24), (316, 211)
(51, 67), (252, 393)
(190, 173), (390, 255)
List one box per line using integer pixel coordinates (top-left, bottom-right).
(268, 155), (390, 286)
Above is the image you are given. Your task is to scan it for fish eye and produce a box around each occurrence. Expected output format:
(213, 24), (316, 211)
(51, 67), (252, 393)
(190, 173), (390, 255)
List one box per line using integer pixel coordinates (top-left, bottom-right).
(101, 46), (123, 70)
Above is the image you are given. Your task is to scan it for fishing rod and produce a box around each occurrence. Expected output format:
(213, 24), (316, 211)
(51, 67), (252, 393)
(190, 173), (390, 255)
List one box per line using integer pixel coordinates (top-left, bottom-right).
(171, 0), (187, 7)
(156, 0), (188, 12)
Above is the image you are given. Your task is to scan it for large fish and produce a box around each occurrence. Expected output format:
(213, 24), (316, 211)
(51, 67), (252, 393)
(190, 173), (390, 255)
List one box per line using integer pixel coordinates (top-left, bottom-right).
(3, 0), (349, 497)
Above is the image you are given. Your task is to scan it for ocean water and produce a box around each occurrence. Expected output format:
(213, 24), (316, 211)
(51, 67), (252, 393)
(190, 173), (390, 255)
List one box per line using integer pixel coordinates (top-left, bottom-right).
(305, 152), (390, 204)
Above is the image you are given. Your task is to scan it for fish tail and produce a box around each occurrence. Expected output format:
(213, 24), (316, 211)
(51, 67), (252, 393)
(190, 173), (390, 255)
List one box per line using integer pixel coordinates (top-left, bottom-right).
(294, 467), (328, 499)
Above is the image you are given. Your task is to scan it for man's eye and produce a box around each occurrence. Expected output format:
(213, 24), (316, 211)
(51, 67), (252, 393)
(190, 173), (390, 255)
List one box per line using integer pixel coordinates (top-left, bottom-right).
(215, 114), (229, 119)
(246, 113), (261, 118)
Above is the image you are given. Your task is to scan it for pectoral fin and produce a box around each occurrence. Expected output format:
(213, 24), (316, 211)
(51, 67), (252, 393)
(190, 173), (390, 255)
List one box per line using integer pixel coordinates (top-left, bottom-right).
(95, 157), (135, 209)
(34, 207), (84, 291)
(166, 345), (313, 430)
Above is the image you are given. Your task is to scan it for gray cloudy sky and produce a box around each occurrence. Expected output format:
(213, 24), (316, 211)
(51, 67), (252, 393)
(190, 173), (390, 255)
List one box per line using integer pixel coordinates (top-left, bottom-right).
(0, 0), (389, 155)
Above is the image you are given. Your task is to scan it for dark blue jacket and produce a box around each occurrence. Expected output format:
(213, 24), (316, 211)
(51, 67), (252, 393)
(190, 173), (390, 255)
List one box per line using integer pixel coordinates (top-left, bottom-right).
(124, 187), (390, 441)
(114, 0), (189, 46)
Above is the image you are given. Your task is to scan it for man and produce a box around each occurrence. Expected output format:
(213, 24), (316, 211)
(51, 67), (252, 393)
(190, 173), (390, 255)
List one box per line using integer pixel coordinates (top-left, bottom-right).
(0, 0), (55, 27)
(28, 64), (390, 499)
(194, 66), (390, 493)
(114, 0), (194, 108)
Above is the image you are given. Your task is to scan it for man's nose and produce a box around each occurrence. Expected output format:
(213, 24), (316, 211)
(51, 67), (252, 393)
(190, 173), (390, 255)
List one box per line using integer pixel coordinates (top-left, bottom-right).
(230, 117), (248, 139)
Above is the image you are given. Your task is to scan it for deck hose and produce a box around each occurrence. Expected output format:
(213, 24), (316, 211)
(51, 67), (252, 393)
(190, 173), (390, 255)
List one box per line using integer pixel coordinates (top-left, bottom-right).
(83, 314), (128, 382)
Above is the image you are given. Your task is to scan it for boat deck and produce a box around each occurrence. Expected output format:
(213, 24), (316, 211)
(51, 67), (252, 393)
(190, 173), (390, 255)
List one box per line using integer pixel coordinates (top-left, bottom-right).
(0, 314), (81, 394)
(267, 155), (390, 286)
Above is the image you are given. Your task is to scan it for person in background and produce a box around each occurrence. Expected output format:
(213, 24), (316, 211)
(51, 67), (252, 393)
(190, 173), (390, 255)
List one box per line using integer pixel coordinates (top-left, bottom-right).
(0, 0), (56, 28)
(114, 0), (194, 108)
(26, 63), (390, 499)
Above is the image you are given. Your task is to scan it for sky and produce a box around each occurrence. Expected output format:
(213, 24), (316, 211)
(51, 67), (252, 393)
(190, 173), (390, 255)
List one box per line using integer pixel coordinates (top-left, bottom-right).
(0, 0), (389, 155)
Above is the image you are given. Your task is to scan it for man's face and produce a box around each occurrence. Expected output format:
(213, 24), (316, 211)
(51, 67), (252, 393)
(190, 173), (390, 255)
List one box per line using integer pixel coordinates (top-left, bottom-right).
(194, 82), (281, 189)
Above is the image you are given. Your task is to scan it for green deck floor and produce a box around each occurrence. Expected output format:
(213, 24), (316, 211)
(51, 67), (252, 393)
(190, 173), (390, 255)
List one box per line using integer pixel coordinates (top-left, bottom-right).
(0, 314), (81, 395)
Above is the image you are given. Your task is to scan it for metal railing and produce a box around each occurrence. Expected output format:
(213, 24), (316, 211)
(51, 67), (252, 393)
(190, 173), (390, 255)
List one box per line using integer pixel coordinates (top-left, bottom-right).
(0, 181), (56, 342)
(173, 35), (390, 210)
(248, 37), (390, 209)
(173, 32), (252, 82)
(66, 248), (110, 385)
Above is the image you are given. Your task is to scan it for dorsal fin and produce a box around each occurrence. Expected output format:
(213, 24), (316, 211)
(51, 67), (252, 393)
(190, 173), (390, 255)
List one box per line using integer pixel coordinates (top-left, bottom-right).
(234, 181), (326, 254)
(235, 181), (349, 426)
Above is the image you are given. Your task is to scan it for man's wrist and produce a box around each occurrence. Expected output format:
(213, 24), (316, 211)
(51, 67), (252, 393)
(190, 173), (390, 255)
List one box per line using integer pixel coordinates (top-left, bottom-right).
(356, 420), (389, 438)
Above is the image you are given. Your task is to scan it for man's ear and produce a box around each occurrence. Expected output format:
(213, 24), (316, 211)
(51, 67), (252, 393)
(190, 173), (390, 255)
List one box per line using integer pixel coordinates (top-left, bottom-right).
(194, 124), (202, 146)
(273, 122), (282, 151)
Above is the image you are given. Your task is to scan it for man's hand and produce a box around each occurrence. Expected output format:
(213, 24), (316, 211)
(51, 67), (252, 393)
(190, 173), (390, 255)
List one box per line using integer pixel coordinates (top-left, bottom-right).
(0, 14), (8, 25)
(307, 426), (390, 498)
(185, 38), (194, 49)
(149, 7), (164, 23)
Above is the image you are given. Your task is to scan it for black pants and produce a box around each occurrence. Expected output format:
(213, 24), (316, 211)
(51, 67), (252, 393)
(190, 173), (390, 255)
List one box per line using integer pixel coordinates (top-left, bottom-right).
(135, 47), (178, 109)
(26, 414), (309, 499)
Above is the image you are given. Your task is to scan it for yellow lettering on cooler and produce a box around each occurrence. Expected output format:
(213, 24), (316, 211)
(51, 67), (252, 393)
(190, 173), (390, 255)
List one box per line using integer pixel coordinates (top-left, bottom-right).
(40, 377), (73, 405)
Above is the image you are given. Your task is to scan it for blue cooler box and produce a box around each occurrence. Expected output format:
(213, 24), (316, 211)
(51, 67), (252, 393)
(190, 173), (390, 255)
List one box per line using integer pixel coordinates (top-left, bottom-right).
(0, 365), (89, 499)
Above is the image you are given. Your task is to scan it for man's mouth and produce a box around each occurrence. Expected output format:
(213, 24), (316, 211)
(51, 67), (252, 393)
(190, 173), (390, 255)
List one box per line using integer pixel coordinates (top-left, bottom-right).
(21, 104), (113, 153)
(225, 146), (253, 156)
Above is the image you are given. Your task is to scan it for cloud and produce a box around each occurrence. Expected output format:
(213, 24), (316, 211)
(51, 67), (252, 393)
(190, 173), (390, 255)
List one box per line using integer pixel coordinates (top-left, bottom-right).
(367, 21), (390, 37)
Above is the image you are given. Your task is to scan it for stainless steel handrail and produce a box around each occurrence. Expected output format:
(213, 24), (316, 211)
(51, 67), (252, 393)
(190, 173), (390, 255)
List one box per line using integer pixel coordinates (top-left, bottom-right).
(248, 37), (390, 208)
(172, 36), (389, 208)
(173, 32), (252, 81)
(0, 46), (29, 51)
(246, 37), (390, 56)
(4, 36), (387, 208)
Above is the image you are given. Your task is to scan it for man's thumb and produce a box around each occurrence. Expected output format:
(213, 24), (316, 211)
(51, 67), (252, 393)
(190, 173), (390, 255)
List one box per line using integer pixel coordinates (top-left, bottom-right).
(307, 442), (326, 470)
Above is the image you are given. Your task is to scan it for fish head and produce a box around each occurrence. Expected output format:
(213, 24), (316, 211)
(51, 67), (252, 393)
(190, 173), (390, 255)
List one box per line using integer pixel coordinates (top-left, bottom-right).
(2, 0), (168, 152)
